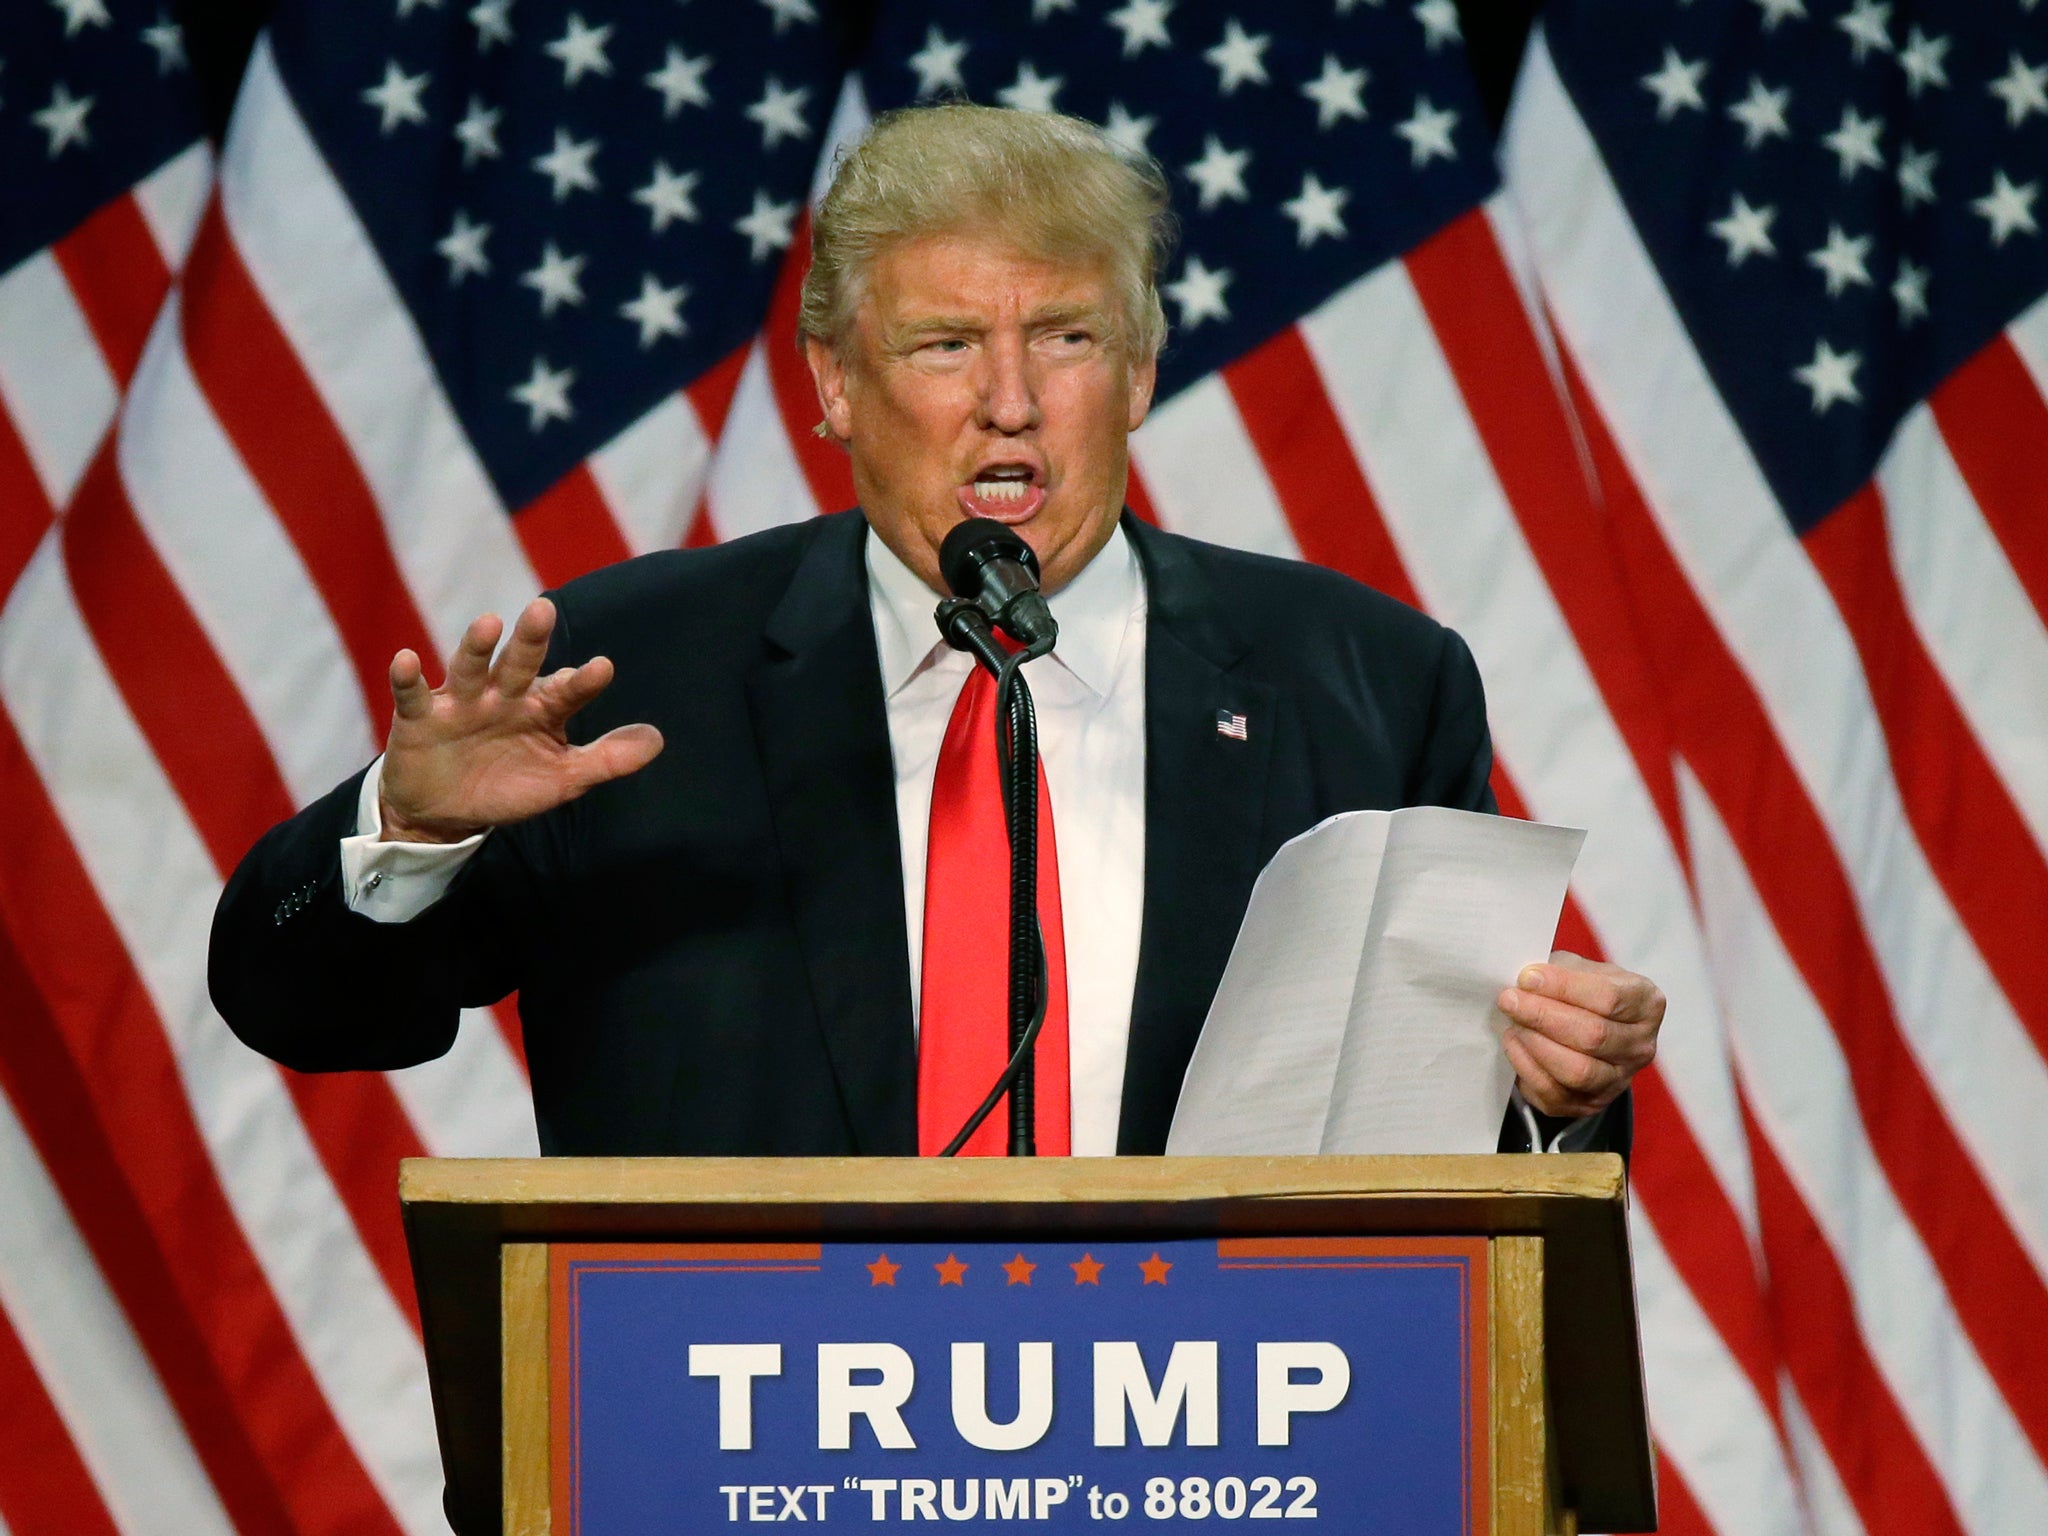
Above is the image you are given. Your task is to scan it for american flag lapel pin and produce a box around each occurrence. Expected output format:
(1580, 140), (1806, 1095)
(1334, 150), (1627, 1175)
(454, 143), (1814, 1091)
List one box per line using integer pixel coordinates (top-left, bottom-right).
(1215, 708), (1249, 742)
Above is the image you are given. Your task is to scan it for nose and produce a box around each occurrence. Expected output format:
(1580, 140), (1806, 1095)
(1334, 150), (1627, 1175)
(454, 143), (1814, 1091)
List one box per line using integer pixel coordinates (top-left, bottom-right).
(977, 331), (1041, 434)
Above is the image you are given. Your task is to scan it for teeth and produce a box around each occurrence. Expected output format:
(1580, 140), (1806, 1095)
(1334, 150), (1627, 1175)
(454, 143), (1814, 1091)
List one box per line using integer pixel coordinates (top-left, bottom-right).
(973, 479), (1031, 502)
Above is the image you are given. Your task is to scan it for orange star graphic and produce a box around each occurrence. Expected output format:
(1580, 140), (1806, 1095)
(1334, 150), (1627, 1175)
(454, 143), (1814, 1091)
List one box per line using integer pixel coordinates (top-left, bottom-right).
(1070, 1253), (1104, 1286)
(1001, 1253), (1036, 1286)
(935, 1253), (969, 1286)
(866, 1253), (900, 1287)
(1139, 1252), (1173, 1285)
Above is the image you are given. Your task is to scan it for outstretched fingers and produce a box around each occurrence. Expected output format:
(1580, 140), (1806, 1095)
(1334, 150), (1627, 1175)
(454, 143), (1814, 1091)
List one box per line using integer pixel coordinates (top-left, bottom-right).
(535, 654), (617, 723)
(491, 598), (557, 698)
(389, 649), (431, 719)
(444, 612), (505, 701)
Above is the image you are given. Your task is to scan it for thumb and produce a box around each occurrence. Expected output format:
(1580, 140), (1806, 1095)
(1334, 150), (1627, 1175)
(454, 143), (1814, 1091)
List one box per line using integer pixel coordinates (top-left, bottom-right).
(568, 723), (664, 791)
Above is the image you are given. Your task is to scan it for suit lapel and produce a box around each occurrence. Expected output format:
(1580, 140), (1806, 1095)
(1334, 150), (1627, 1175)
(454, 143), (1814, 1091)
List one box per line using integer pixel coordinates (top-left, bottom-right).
(745, 513), (918, 1154)
(1119, 519), (1279, 1154)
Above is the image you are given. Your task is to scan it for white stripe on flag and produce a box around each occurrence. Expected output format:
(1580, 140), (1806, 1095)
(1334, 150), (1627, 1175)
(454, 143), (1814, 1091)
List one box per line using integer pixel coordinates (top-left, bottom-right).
(2008, 296), (2048, 405)
(812, 76), (872, 208)
(706, 342), (822, 540)
(1880, 409), (2048, 851)
(1129, 374), (1300, 561)
(588, 392), (715, 555)
(116, 296), (377, 800)
(220, 41), (540, 652)
(1683, 763), (2048, 1534)
(1508, 36), (2048, 1273)
(0, 1085), (238, 1536)
(1629, 1205), (1807, 1536)
(1299, 262), (1755, 1224)
(0, 544), (445, 1536)
(134, 144), (214, 270)
(0, 253), (117, 508)
(386, 1011), (539, 1160)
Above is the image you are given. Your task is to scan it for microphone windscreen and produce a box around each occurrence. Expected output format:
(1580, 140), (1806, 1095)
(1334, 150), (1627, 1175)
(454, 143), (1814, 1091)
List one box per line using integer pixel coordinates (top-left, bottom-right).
(939, 518), (1040, 598)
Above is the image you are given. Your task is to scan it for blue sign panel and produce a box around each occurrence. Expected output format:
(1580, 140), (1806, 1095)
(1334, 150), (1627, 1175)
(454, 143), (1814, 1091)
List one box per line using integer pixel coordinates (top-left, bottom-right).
(552, 1237), (1487, 1531)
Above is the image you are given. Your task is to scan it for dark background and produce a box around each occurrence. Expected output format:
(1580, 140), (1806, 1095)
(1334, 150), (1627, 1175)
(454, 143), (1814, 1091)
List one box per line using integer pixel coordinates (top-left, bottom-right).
(171, 0), (1545, 143)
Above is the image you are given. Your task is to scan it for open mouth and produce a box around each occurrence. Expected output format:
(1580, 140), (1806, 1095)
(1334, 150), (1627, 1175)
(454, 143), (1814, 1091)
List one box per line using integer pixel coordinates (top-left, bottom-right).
(959, 463), (1046, 521)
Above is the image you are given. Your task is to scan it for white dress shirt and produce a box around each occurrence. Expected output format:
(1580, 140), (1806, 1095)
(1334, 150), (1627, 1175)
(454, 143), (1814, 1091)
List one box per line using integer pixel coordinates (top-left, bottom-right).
(342, 524), (1151, 1155)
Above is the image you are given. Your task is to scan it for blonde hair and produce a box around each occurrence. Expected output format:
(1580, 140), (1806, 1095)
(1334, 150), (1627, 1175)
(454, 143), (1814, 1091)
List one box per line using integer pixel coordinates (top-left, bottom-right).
(799, 103), (1174, 361)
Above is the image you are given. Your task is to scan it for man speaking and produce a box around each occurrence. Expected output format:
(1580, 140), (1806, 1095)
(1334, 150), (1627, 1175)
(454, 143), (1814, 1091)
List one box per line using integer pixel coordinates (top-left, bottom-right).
(209, 104), (1661, 1158)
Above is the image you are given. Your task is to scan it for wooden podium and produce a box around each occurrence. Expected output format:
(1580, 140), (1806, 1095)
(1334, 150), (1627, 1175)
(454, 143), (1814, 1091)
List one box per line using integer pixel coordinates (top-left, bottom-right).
(401, 1155), (1653, 1535)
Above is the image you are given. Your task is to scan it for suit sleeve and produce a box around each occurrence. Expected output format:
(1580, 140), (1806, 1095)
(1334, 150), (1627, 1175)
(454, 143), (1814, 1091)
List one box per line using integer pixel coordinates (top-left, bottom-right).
(1409, 624), (1498, 814)
(207, 765), (542, 1071)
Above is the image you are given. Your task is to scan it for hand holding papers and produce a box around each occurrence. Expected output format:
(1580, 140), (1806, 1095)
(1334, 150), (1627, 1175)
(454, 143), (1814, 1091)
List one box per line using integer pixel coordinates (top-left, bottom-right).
(1166, 806), (1585, 1156)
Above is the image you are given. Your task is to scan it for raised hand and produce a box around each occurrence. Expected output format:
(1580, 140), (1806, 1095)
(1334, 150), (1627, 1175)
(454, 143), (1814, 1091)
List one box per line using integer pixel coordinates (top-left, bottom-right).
(378, 598), (664, 843)
(1497, 951), (1664, 1118)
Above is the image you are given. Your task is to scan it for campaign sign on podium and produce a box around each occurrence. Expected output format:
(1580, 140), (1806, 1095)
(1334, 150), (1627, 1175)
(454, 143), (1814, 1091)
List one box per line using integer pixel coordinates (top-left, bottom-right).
(549, 1236), (1488, 1532)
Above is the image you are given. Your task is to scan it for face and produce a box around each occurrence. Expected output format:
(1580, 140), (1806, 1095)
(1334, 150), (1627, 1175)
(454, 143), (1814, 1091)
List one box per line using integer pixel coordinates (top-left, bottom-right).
(805, 231), (1158, 595)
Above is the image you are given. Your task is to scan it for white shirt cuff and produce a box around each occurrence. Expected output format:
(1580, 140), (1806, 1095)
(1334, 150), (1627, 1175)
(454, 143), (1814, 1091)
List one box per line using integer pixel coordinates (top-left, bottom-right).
(339, 756), (487, 923)
(1510, 1084), (1611, 1153)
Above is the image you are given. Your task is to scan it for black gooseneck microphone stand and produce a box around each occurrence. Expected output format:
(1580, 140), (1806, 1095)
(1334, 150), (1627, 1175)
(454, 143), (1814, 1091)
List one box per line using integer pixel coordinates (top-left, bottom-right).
(932, 597), (1056, 1157)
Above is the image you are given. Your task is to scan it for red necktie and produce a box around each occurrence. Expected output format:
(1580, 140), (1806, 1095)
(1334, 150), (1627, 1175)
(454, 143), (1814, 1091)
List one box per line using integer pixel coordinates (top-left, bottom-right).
(917, 662), (1071, 1156)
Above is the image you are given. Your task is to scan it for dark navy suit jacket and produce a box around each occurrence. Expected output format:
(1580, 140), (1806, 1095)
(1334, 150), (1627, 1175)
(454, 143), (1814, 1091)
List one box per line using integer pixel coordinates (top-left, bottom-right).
(211, 510), (1617, 1156)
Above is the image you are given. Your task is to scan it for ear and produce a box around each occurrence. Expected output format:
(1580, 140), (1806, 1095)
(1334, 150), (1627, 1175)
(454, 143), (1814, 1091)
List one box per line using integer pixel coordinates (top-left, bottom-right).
(1125, 347), (1159, 433)
(803, 335), (855, 443)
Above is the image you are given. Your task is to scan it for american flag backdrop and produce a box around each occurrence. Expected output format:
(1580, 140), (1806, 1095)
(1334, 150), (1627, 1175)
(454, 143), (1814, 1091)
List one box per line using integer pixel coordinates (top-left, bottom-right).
(0, 1), (2041, 1534)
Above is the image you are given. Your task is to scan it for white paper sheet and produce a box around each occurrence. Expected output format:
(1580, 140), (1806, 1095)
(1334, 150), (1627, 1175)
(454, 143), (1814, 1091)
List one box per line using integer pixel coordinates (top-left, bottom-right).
(1165, 806), (1585, 1156)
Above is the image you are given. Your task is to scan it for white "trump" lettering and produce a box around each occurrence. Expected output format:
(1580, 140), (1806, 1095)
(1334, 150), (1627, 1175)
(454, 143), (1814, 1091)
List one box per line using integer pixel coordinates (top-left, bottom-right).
(687, 1340), (1353, 1450)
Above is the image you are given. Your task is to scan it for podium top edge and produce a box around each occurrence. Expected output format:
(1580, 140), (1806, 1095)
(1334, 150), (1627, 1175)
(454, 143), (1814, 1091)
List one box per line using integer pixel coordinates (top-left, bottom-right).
(398, 1152), (1623, 1209)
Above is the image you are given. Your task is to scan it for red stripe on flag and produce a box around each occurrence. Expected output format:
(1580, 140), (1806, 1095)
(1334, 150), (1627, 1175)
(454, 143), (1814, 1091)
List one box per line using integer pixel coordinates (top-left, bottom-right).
(515, 462), (634, 589)
(0, 1297), (123, 1536)
(762, 221), (858, 514)
(58, 446), (428, 1332)
(1648, 1450), (1718, 1536)
(1807, 486), (2048, 1072)
(0, 407), (51, 600)
(1223, 327), (1421, 608)
(0, 918), (298, 1536)
(1929, 337), (2048, 624)
(683, 501), (721, 547)
(180, 201), (436, 728)
(60, 446), (295, 873)
(490, 995), (528, 1078)
(1562, 347), (2048, 1462)
(52, 192), (172, 388)
(1744, 1094), (1968, 1535)
(0, 711), (405, 1536)
(1405, 213), (1685, 845)
(1511, 783), (1787, 1428)
(687, 342), (749, 442)
(1627, 1066), (1786, 1422)
(1122, 461), (1158, 525)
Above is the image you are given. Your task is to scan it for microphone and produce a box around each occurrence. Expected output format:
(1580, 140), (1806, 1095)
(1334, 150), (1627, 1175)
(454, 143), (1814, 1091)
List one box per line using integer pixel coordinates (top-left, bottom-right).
(938, 519), (1058, 651)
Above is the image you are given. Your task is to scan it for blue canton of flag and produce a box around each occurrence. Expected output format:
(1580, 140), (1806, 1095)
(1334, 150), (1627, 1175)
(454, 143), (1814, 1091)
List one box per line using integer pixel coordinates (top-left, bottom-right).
(1545, 0), (2048, 533)
(265, 0), (850, 511)
(1, 0), (203, 272)
(856, 0), (1497, 408)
